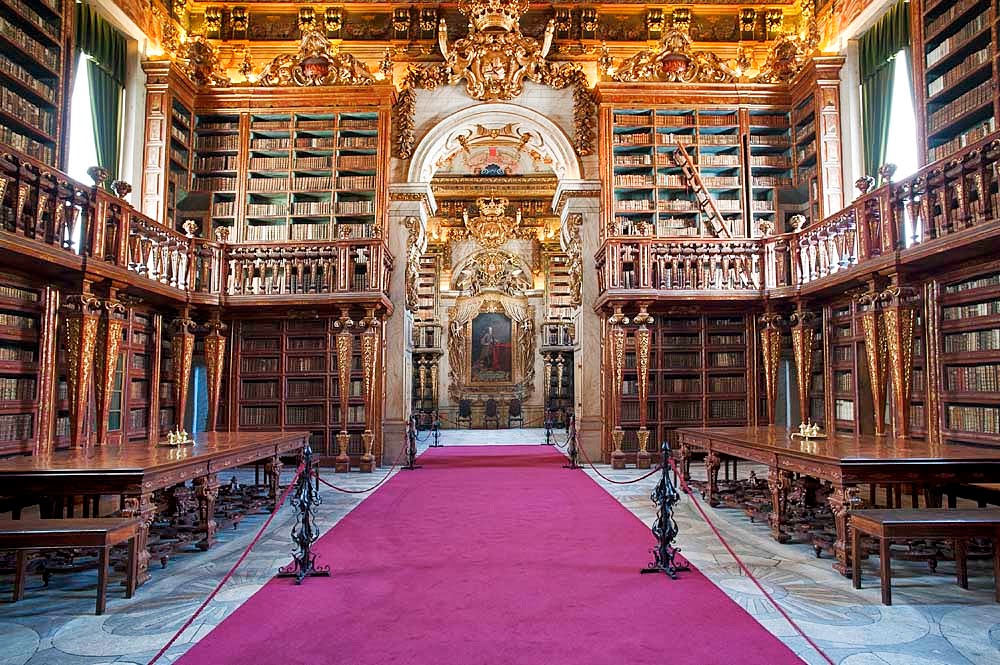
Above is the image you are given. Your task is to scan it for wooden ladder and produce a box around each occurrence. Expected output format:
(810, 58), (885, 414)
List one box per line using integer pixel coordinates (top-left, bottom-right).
(671, 143), (732, 238)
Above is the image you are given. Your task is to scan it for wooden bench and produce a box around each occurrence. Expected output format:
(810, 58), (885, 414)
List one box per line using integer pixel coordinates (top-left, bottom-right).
(0, 518), (139, 615)
(850, 509), (1000, 605)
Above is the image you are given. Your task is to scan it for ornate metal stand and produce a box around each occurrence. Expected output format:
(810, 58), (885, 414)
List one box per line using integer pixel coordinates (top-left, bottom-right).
(403, 416), (422, 470)
(641, 441), (689, 579)
(278, 444), (331, 584)
(430, 411), (443, 447)
(562, 414), (581, 469)
(543, 409), (555, 446)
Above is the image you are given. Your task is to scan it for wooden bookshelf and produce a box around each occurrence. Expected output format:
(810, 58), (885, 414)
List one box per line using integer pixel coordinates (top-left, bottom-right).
(167, 98), (195, 229)
(192, 112), (241, 235)
(0, 0), (65, 168)
(938, 265), (1000, 445)
(233, 316), (372, 464)
(123, 309), (156, 443)
(824, 301), (870, 435)
(747, 110), (795, 233)
(0, 272), (42, 455)
(916, 0), (999, 163)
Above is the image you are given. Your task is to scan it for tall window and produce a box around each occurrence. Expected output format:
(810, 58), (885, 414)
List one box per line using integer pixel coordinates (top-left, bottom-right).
(67, 53), (100, 184)
(883, 49), (918, 180)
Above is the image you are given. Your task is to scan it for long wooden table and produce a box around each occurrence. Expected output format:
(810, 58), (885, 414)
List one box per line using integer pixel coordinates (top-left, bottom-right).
(675, 426), (1000, 575)
(0, 431), (308, 585)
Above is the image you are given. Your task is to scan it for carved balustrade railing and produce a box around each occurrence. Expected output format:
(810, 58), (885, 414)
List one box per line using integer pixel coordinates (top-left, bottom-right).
(0, 150), (92, 256)
(596, 238), (766, 292)
(793, 207), (860, 286)
(223, 239), (393, 297)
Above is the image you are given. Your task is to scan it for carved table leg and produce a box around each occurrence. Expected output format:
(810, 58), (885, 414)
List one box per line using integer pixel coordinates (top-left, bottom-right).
(679, 443), (692, 481)
(829, 484), (859, 577)
(194, 474), (220, 551)
(768, 467), (792, 543)
(265, 456), (284, 511)
(705, 451), (722, 507)
(122, 492), (156, 586)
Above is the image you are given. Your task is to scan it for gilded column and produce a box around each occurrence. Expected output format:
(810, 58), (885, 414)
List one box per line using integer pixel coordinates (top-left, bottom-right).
(34, 286), (60, 454)
(94, 297), (126, 444)
(609, 307), (627, 469)
(924, 281), (942, 445)
(880, 286), (918, 438)
(359, 308), (378, 473)
(62, 292), (102, 448)
(634, 305), (653, 469)
(759, 312), (783, 425)
(542, 354), (553, 406)
(203, 316), (228, 432)
(170, 316), (197, 432)
(856, 290), (888, 436)
(334, 308), (354, 473)
(789, 309), (816, 425)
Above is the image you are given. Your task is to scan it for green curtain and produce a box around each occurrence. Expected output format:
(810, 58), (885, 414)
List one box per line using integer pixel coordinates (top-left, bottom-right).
(858, 0), (911, 177)
(75, 2), (127, 185)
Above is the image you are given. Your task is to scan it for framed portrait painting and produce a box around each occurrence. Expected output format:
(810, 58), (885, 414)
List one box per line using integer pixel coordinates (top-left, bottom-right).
(470, 312), (512, 383)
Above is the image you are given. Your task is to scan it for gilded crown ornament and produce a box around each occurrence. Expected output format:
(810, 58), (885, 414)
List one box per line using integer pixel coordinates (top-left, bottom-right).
(462, 196), (522, 249)
(458, 0), (529, 32)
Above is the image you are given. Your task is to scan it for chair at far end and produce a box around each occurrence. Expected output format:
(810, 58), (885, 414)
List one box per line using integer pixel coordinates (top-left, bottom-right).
(508, 398), (524, 428)
(456, 399), (473, 428)
(483, 398), (500, 429)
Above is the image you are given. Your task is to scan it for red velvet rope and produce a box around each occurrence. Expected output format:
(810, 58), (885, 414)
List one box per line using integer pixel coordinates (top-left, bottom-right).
(575, 436), (663, 485)
(667, 459), (836, 665)
(314, 439), (409, 494)
(147, 464), (305, 665)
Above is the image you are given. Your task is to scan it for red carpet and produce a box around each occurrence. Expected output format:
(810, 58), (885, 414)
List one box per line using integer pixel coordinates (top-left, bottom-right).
(177, 446), (804, 664)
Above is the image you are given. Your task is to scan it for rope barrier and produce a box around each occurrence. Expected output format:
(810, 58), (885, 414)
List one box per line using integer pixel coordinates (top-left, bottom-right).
(314, 442), (409, 494)
(148, 464), (305, 665)
(667, 459), (836, 665)
(575, 439), (663, 485)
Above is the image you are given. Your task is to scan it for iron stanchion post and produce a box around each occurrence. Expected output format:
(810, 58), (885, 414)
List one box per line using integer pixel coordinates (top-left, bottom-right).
(543, 409), (554, 446)
(640, 441), (689, 579)
(403, 416), (422, 470)
(431, 411), (443, 447)
(278, 443), (331, 584)
(562, 414), (581, 469)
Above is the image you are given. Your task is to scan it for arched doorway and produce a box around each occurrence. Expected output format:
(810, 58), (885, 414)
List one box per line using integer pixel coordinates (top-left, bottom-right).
(402, 101), (583, 430)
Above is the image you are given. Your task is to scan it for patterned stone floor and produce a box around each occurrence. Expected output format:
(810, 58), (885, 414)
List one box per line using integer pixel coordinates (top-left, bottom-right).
(0, 430), (998, 664)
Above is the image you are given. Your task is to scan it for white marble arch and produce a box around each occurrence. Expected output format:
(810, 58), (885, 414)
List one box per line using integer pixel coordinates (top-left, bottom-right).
(406, 102), (583, 184)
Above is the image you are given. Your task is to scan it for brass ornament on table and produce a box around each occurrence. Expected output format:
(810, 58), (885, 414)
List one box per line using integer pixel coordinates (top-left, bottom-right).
(257, 26), (375, 87)
(163, 426), (194, 446)
(791, 420), (826, 441)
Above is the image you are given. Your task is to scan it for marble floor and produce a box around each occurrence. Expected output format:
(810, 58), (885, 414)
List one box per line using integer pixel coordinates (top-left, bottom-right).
(1, 432), (998, 664)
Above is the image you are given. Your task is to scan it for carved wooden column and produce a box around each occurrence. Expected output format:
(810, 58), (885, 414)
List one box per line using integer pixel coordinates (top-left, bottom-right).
(62, 292), (102, 448)
(856, 291), (888, 436)
(634, 305), (653, 469)
(203, 316), (227, 432)
(170, 316), (197, 431)
(924, 282), (942, 445)
(759, 313), (782, 425)
(35, 286), (60, 454)
(334, 308), (354, 473)
(789, 309), (816, 425)
(94, 296), (126, 444)
(542, 353), (553, 406)
(359, 307), (379, 473)
(608, 307), (627, 469)
(881, 286), (918, 438)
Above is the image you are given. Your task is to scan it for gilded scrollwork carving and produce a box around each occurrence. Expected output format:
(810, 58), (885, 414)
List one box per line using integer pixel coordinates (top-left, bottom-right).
(404, 216), (422, 312)
(880, 286), (919, 436)
(394, 0), (594, 158)
(182, 35), (231, 88)
(759, 313), (783, 425)
(94, 298), (127, 444)
(461, 196), (521, 249)
(454, 250), (532, 297)
(856, 290), (888, 436)
(170, 317), (197, 431)
(563, 213), (583, 308)
(789, 309), (816, 424)
(62, 293), (102, 448)
(611, 29), (738, 84)
(203, 317), (228, 432)
(257, 26), (375, 87)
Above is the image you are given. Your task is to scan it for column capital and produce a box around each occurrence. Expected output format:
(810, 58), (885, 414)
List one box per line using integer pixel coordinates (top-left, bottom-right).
(389, 183), (437, 221)
(552, 179), (601, 218)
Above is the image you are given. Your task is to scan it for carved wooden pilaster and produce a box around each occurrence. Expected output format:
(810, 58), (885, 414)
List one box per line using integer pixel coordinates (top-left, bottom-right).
(759, 313), (782, 425)
(924, 282), (942, 444)
(767, 467), (792, 543)
(122, 492), (157, 584)
(359, 309), (378, 472)
(170, 317), (197, 430)
(35, 286), (60, 454)
(62, 292), (103, 448)
(334, 308), (354, 473)
(635, 305), (653, 469)
(856, 291), (888, 436)
(94, 298), (127, 444)
(880, 286), (918, 438)
(608, 307), (627, 469)
(203, 317), (228, 432)
(789, 310), (816, 425)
